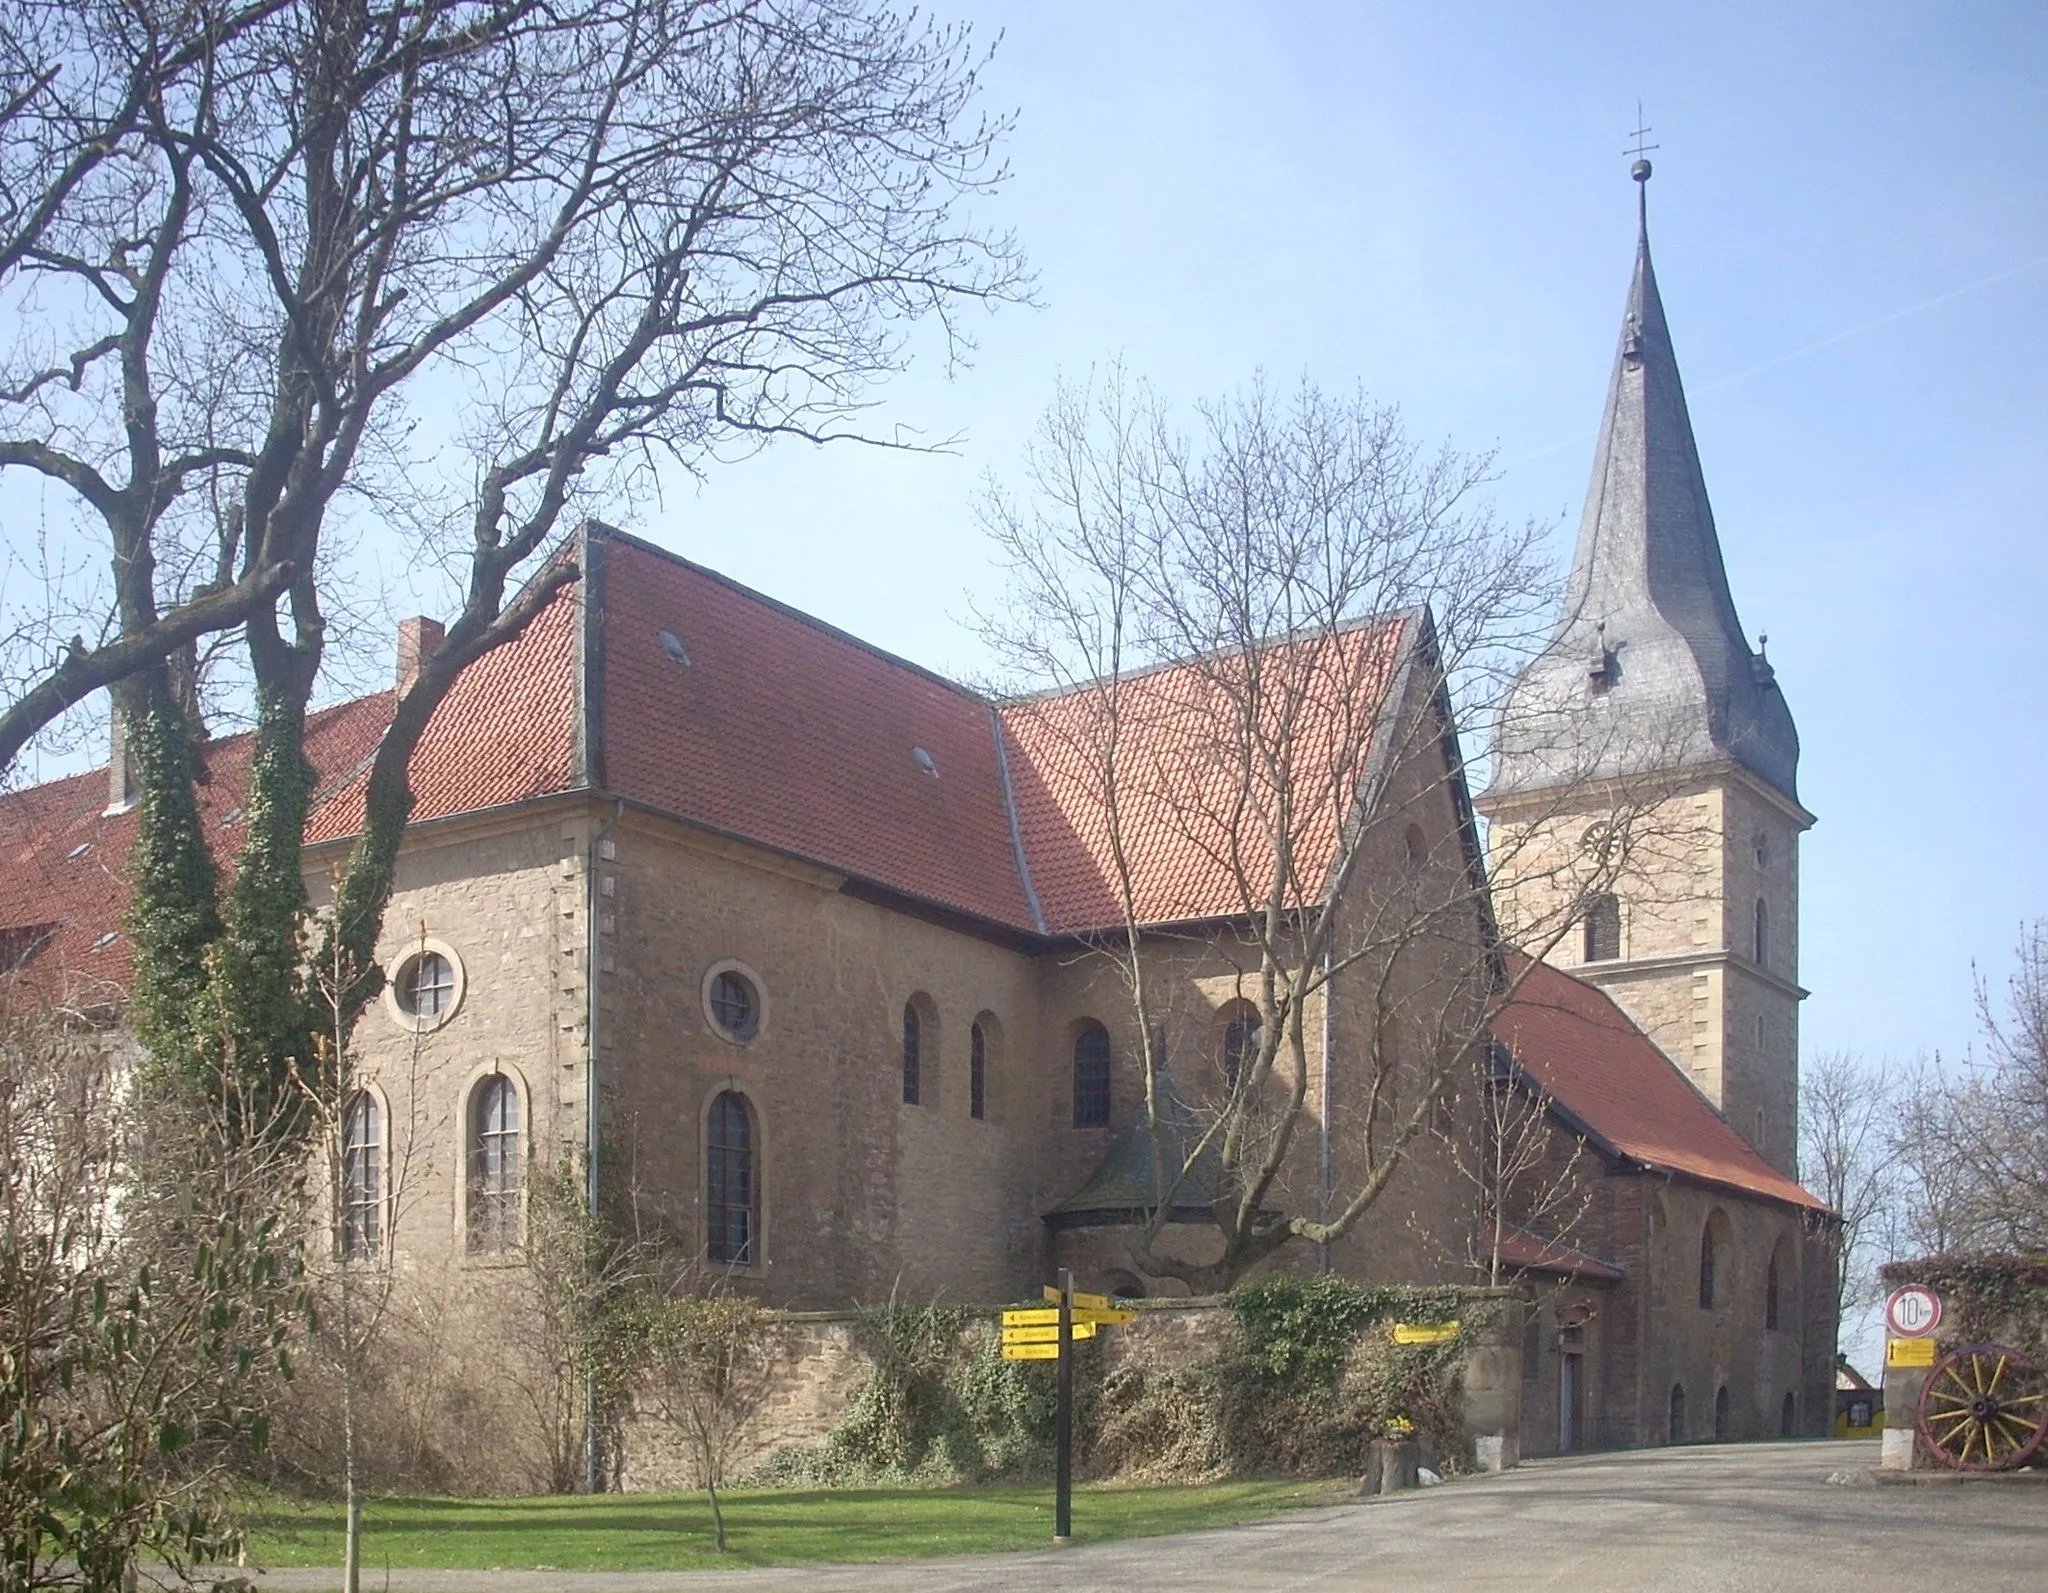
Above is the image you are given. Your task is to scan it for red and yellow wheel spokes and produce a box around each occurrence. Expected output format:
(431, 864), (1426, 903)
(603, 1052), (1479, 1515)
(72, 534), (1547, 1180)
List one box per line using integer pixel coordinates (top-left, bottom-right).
(1917, 1344), (2048, 1472)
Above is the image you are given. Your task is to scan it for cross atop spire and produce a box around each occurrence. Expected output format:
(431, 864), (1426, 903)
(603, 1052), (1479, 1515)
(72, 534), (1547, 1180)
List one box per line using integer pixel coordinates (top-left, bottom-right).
(1488, 163), (1801, 805)
(1627, 107), (1658, 237)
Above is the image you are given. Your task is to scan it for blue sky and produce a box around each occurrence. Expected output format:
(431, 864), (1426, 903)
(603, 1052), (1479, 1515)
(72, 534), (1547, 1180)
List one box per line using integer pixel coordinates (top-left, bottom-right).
(614, 0), (2048, 1078)
(7, 3), (2043, 1083)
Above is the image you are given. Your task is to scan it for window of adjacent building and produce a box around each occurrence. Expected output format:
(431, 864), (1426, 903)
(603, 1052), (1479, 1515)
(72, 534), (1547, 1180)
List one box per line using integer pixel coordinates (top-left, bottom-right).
(902, 1003), (922, 1105)
(1766, 1251), (1782, 1331)
(1713, 1385), (1731, 1442)
(467, 1074), (521, 1255)
(1073, 1024), (1112, 1128)
(1221, 1005), (1262, 1089)
(396, 950), (456, 1018)
(706, 967), (761, 1043)
(341, 1090), (382, 1262)
(1753, 898), (1769, 969)
(1780, 1392), (1796, 1437)
(1698, 1221), (1717, 1309)
(970, 1021), (987, 1121)
(706, 1091), (755, 1266)
(1582, 893), (1621, 963)
(1669, 1383), (1686, 1444)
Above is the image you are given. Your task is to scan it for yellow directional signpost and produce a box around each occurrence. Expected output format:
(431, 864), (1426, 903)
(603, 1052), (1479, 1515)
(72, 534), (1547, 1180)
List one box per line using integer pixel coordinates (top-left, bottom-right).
(1001, 1271), (1135, 1543)
(1390, 1320), (1461, 1345)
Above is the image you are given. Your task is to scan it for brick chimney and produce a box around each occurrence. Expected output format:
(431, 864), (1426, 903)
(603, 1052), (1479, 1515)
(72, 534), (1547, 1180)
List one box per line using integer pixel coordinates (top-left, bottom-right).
(396, 616), (445, 695)
(105, 688), (137, 815)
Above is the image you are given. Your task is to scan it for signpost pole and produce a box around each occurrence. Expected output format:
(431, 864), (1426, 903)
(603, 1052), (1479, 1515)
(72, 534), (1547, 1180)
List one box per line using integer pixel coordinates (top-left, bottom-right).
(1054, 1268), (1073, 1545)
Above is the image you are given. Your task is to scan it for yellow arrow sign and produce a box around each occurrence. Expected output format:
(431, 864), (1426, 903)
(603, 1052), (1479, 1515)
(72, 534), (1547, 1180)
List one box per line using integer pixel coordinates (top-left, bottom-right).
(1003, 1306), (1135, 1329)
(1002, 1323), (1097, 1345)
(1044, 1286), (1116, 1311)
(1887, 1335), (1937, 1368)
(1002, 1342), (1061, 1361)
(1390, 1320), (1460, 1345)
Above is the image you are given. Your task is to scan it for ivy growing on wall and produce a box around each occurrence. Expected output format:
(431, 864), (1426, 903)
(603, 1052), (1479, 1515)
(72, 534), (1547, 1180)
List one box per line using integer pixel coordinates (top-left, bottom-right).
(755, 1306), (1058, 1485)
(754, 1281), (1493, 1487)
(1881, 1253), (2048, 1355)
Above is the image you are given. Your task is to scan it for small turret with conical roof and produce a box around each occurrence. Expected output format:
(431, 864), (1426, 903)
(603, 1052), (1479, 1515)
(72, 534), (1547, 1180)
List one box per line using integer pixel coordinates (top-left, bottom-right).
(1479, 162), (1811, 1178)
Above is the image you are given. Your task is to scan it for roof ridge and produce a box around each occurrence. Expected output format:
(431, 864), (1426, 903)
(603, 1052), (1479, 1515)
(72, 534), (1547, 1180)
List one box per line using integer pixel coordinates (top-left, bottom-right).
(0, 689), (397, 809)
(995, 606), (1411, 708)
(590, 521), (991, 705)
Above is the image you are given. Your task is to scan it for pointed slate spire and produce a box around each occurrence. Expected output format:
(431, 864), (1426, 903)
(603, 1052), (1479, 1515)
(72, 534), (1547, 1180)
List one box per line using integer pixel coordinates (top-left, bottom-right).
(1491, 163), (1800, 803)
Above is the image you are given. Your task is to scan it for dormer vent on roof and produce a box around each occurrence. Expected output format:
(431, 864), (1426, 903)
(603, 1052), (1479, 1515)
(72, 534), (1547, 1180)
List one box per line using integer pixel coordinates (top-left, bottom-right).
(913, 746), (938, 778)
(658, 629), (692, 666)
(66, 841), (90, 861)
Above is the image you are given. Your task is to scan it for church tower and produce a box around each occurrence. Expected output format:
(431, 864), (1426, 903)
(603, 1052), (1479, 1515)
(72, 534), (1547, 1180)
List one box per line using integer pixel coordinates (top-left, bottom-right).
(1478, 160), (1812, 1176)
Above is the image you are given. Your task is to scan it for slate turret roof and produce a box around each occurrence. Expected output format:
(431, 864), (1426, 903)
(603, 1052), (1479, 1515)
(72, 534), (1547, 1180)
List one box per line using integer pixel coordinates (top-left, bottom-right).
(1489, 167), (1800, 805)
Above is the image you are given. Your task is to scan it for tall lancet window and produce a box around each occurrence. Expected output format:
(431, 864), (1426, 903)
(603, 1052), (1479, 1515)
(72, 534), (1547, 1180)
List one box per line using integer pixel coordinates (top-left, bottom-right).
(1754, 898), (1770, 970)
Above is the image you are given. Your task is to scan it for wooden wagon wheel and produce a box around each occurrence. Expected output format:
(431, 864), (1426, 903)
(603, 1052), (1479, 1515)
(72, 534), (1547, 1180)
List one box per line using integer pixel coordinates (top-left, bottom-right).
(1916, 1343), (2048, 1471)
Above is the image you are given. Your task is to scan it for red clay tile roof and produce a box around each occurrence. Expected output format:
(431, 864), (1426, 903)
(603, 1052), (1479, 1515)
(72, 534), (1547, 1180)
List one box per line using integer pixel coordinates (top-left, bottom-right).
(998, 620), (1408, 934)
(305, 578), (581, 843)
(1495, 956), (1826, 1212)
(598, 537), (1037, 928)
(0, 692), (396, 1004)
(1495, 1225), (1627, 1283)
(0, 531), (1420, 997)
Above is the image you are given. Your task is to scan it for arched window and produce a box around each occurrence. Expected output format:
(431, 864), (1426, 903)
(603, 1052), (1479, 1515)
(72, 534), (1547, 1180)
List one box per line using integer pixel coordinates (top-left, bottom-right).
(1699, 1221), (1717, 1309)
(1765, 1251), (1782, 1330)
(1073, 1024), (1111, 1127)
(1669, 1383), (1686, 1445)
(468, 1074), (521, 1254)
(1583, 894), (1621, 963)
(707, 1091), (756, 1266)
(1754, 898), (1769, 968)
(1713, 1385), (1731, 1441)
(341, 1090), (382, 1261)
(970, 1021), (987, 1121)
(1221, 1005), (1262, 1089)
(1780, 1392), (1797, 1437)
(1403, 823), (1427, 866)
(902, 1003), (922, 1105)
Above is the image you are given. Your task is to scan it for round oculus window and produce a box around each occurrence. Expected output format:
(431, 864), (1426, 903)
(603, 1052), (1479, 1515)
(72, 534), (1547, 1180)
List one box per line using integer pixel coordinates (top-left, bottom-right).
(383, 940), (465, 1031)
(707, 968), (760, 1042)
(396, 950), (457, 1018)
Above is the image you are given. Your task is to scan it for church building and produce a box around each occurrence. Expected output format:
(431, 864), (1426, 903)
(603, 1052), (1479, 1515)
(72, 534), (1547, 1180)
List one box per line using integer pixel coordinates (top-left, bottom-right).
(0, 165), (1834, 1465)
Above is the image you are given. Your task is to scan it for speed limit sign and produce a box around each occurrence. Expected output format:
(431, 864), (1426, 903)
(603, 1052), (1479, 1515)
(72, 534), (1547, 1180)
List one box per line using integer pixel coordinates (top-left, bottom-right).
(1885, 1285), (1942, 1337)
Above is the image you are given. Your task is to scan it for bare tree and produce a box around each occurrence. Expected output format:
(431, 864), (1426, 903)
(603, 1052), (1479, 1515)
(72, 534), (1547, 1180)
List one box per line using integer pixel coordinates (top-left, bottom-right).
(296, 917), (440, 1593)
(1, 0), (1026, 1140)
(1438, 1041), (1592, 1287)
(1880, 924), (2048, 1259)
(641, 1292), (780, 1552)
(978, 369), (1662, 1291)
(1798, 1048), (1895, 1335)
(0, 998), (301, 1591)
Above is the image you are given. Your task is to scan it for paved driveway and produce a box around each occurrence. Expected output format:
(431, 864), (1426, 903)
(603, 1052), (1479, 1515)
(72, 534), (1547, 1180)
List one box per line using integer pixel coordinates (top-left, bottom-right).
(235, 1441), (2045, 1593)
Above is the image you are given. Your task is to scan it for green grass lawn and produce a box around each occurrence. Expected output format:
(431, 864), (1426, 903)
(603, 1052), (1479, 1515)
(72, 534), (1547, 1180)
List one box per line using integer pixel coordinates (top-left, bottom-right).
(241, 1479), (1345, 1572)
